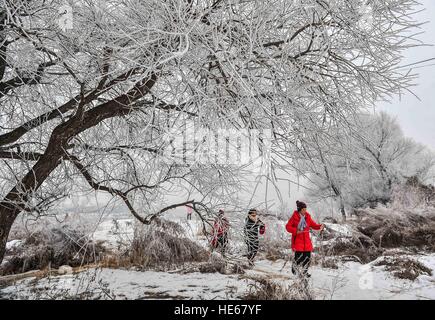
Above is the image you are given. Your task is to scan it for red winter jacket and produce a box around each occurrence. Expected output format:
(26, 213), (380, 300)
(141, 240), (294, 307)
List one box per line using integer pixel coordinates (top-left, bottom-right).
(213, 217), (229, 236)
(211, 217), (230, 247)
(285, 211), (322, 252)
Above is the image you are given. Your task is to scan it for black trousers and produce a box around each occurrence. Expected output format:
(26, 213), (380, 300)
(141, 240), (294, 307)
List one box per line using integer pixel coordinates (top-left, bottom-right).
(246, 239), (259, 262)
(292, 251), (311, 275)
(216, 234), (228, 253)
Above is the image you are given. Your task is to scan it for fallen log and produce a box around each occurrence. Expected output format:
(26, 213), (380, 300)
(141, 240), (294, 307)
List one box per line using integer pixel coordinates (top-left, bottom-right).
(0, 263), (105, 287)
(0, 270), (46, 287)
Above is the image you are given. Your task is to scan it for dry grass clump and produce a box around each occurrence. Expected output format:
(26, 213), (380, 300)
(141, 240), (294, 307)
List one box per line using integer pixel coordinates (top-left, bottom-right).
(313, 256), (339, 269)
(1, 227), (106, 276)
(262, 240), (288, 262)
(318, 233), (382, 264)
(242, 276), (313, 300)
(355, 208), (435, 251)
(374, 256), (432, 281)
(318, 209), (434, 265)
(129, 218), (209, 270)
(197, 253), (227, 274)
(391, 177), (435, 209)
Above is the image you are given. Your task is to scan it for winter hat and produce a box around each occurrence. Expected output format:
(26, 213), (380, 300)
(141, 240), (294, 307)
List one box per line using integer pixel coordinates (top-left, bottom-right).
(296, 200), (307, 211)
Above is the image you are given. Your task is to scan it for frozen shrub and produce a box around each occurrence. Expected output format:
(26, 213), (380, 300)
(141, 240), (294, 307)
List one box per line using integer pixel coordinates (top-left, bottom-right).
(391, 177), (435, 209)
(129, 218), (208, 270)
(198, 253), (226, 274)
(352, 207), (435, 251)
(374, 256), (432, 281)
(372, 226), (404, 248)
(242, 276), (313, 300)
(1, 227), (106, 275)
(325, 241), (382, 264)
(320, 257), (339, 269)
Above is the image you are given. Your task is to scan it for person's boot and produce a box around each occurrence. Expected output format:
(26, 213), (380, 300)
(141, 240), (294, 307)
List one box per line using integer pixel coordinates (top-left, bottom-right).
(291, 264), (296, 275)
(303, 270), (311, 278)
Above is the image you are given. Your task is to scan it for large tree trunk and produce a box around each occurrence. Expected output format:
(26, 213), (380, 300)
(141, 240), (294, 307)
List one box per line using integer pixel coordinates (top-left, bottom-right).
(0, 210), (16, 265)
(0, 151), (62, 265)
(0, 9), (6, 82)
(329, 180), (346, 222)
(0, 74), (157, 266)
(340, 202), (346, 222)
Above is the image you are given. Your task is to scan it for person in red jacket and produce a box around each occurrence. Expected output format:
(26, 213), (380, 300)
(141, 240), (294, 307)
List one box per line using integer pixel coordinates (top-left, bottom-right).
(285, 200), (324, 278)
(211, 209), (230, 255)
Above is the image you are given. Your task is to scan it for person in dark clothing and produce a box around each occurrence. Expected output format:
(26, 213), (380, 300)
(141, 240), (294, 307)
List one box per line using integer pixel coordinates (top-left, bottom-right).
(285, 200), (324, 278)
(244, 209), (265, 266)
(211, 209), (230, 255)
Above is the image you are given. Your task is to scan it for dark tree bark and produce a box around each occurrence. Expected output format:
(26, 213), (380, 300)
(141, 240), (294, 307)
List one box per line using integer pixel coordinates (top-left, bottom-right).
(0, 73), (157, 264)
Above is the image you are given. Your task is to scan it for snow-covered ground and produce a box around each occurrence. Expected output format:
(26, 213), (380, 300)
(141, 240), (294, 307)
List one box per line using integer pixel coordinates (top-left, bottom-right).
(1, 255), (434, 300)
(0, 268), (248, 300)
(1, 217), (434, 300)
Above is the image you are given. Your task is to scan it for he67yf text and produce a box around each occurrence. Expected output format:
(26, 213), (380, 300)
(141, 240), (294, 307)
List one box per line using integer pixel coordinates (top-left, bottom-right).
(217, 304), (262, 315)
(174, 304), (262, 317)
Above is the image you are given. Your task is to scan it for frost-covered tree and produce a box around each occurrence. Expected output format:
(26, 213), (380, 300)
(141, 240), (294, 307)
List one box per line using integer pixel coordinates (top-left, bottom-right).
(0, 0), (425, 263)
(291, 118), (356, 220)
(304, 112), (435, 215)
(350, 112), (434, 208)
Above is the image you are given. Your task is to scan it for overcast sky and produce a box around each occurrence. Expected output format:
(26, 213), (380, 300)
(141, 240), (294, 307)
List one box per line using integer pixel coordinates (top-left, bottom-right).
(378, 0), (435, 151)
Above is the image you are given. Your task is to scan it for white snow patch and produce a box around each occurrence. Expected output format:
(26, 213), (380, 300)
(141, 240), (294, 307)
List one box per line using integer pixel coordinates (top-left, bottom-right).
(6, 240), (23, 251)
